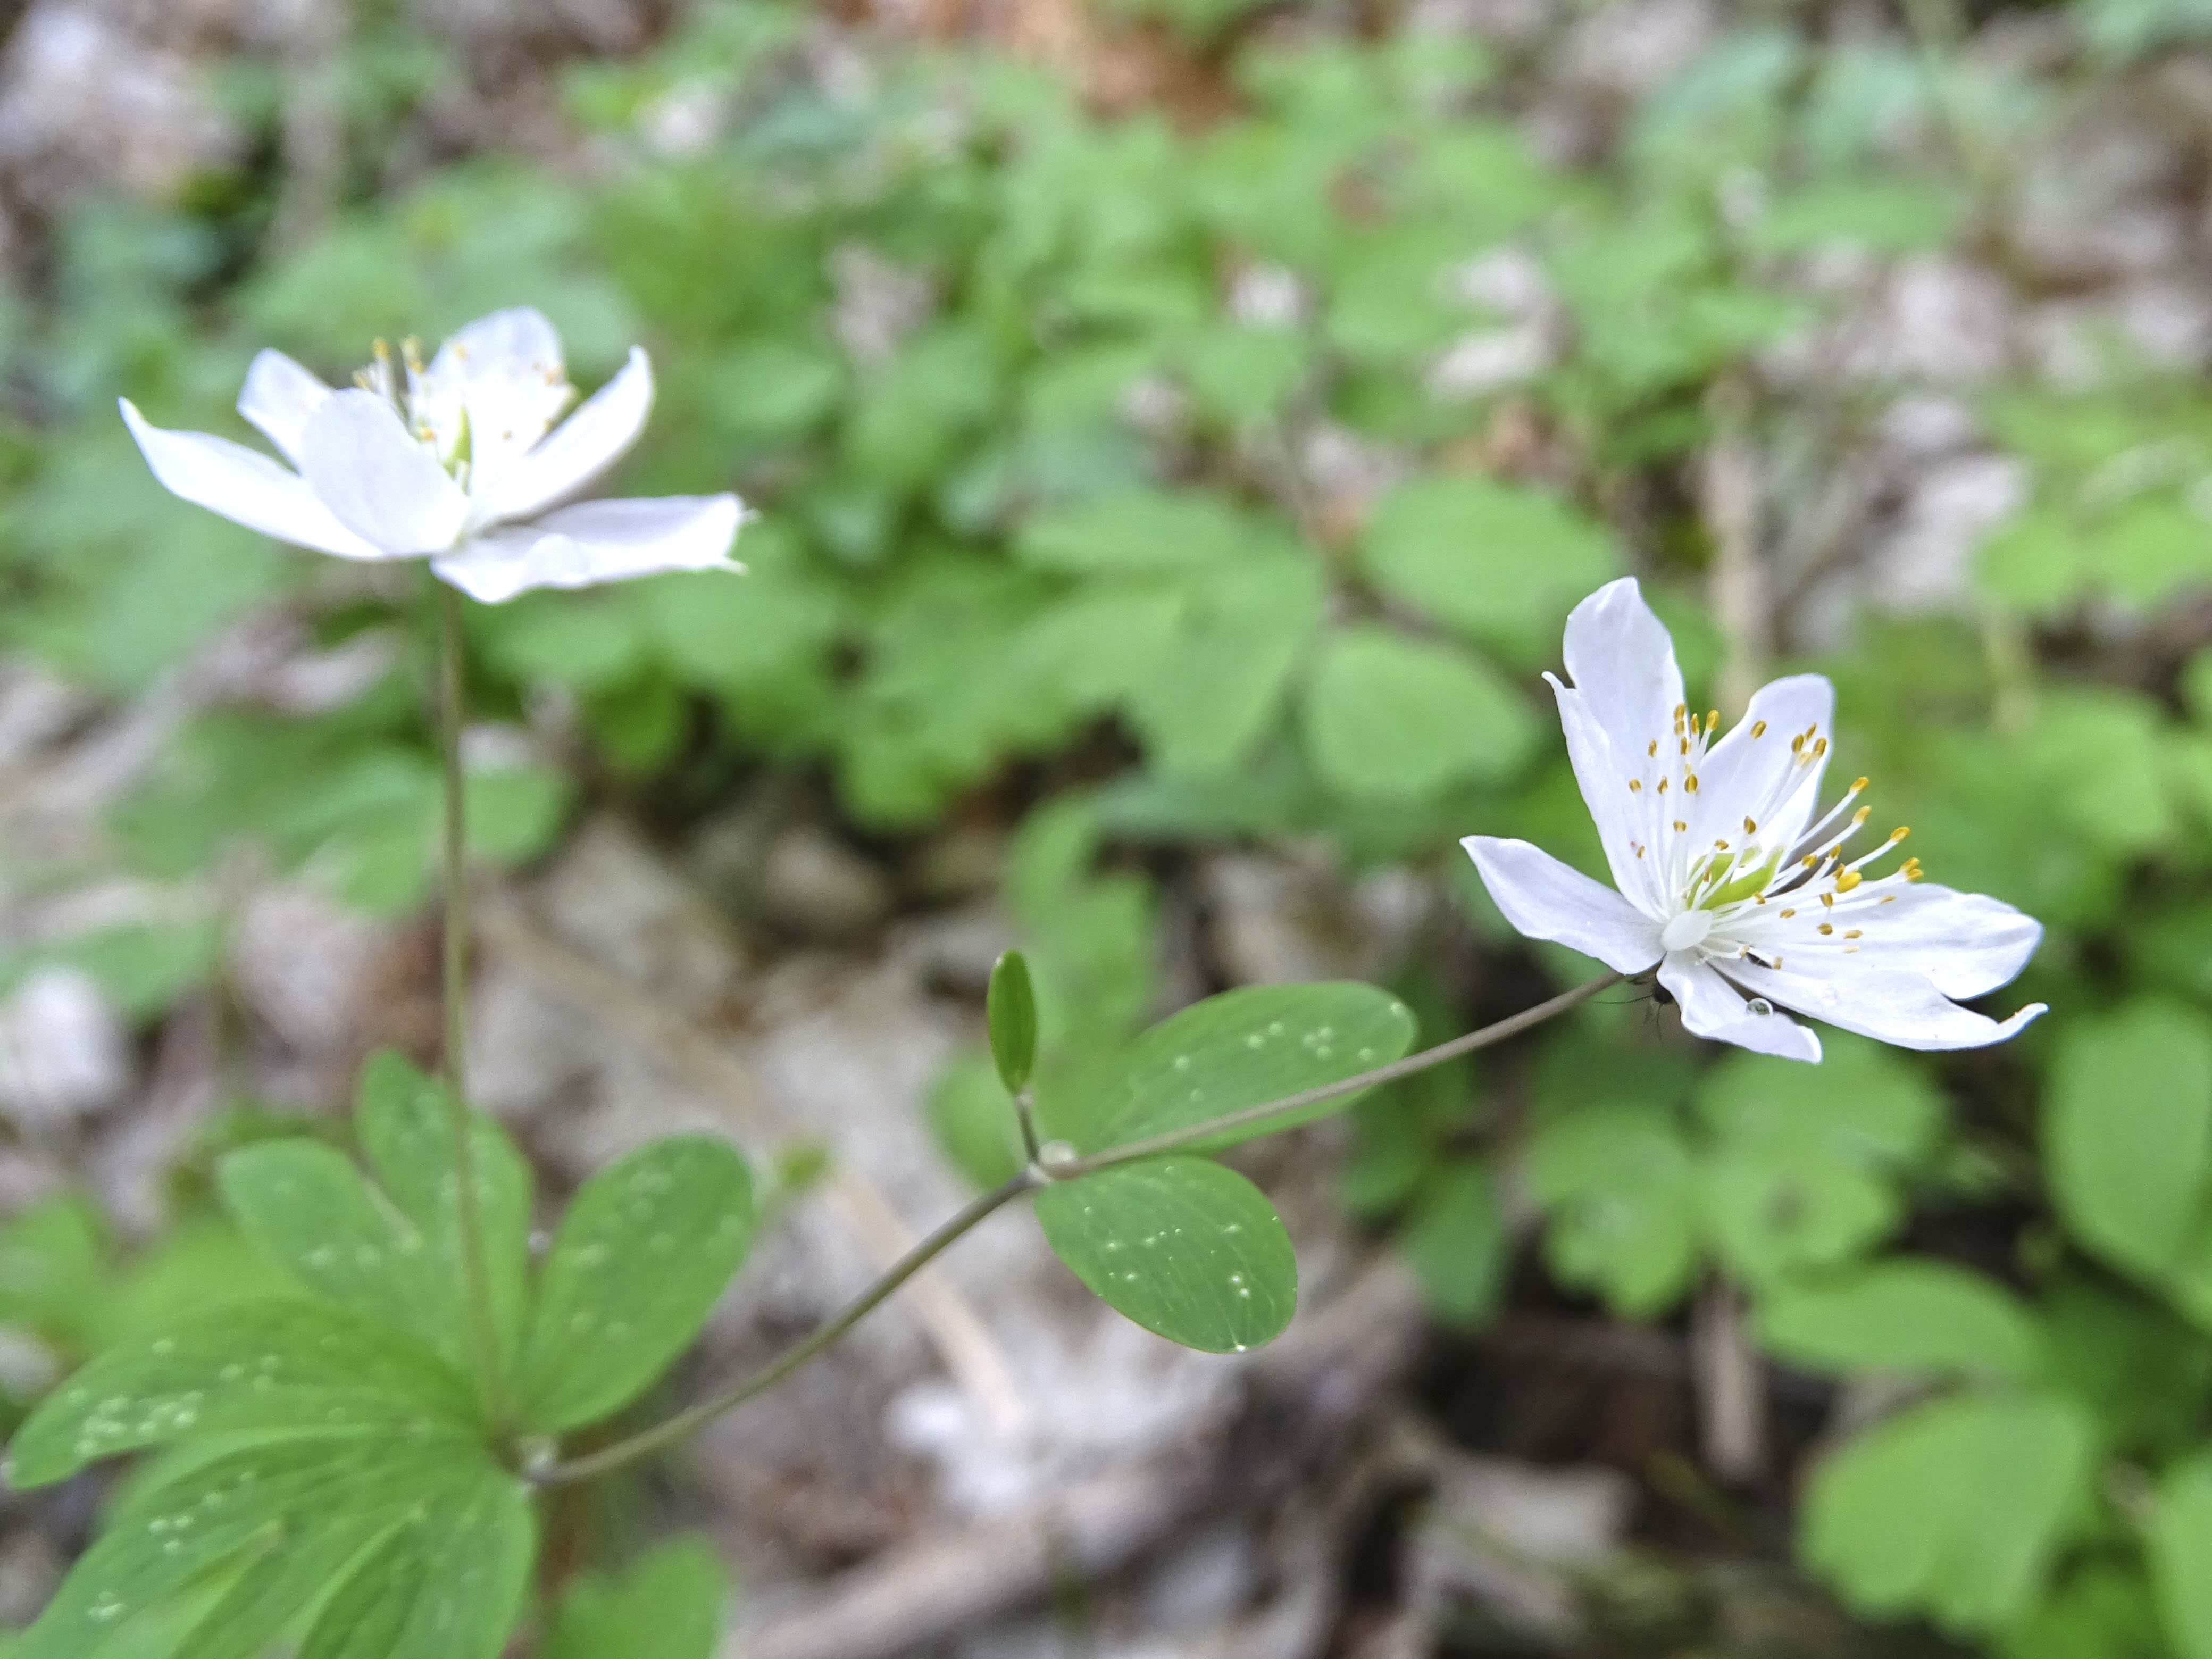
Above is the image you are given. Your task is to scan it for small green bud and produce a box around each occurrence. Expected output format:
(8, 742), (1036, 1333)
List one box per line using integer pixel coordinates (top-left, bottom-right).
(987, 949), (1039, 1096)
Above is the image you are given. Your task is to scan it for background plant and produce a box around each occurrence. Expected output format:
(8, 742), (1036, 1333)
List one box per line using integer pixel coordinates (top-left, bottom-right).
(0, 0), (2210, 1653)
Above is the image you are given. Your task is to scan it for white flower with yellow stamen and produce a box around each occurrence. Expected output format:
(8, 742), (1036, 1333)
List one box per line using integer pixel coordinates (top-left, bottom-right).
(120, 307), (746, 604)
(1463, 578), (2046, 1062)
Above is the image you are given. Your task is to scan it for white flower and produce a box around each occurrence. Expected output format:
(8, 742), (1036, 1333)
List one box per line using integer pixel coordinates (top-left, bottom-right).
(120, 307), (746, 604)
(1463, 578), (2046, 1062)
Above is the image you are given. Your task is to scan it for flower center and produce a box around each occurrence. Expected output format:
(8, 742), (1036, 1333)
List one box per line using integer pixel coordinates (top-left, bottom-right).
(1617, 701), (1925, 973)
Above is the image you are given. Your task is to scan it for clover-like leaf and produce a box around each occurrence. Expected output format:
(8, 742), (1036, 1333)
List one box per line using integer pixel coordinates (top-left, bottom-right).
(511, 1135), (755, 1432)
(1034, 1157), (1297, 1353)
(9, 1299), (478, 1488)
(1068, 982), (1416, 1156)
(541, 1536), (731, 1659)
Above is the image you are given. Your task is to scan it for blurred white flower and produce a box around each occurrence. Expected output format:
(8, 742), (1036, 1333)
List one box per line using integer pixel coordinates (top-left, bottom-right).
(121, 307), (746, 604)
(1463, 578), (2046, 1062)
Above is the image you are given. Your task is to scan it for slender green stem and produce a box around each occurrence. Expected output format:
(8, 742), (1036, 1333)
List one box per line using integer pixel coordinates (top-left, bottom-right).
(437, 582), (507, 1429)
(1050, 970), (1625, 1179)
(539, 1170), (1042, 1487)
(536, 971), (1622, 1487)
(1012, 1086), (1042, 1164)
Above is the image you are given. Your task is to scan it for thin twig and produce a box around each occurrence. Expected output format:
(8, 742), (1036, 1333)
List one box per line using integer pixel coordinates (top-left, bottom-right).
(436, 583), (507, 1427)
(1051, 972), (1623, 1179)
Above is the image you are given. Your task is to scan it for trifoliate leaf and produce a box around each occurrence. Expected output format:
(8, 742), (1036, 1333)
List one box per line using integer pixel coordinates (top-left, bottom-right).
(1802, 1392), (2095, 1633)
(9, 1300), (477, 1488)
(1071, 981), (1417, 1155)
(512, 1136), (755, 1433)
(1526, 1103), (1699, 1318)
(1398, 1159), (1507, 1330)
(1035, 1157), (1297, 1353)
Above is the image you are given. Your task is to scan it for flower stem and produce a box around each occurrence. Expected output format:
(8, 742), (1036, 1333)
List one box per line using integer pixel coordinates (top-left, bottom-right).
(437, 581), (507, 1429)
(538, 1170), (1042, 1487)
(535, 970), (1621, 1487)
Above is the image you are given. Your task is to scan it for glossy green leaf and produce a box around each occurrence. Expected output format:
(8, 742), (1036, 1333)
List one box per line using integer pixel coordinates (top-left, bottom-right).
(1015, 488), (1271, 573)
(1700, 1146), (1899, 1286)
(1123, 554), (1322, 777)
(1757, 1260), (2045, 1381)
(1075, 981), (1416, 1155)
(541, 1537), (731, 1659)
(355, 1051), (534, 1371)
(512, 1135), (755, 1432)
(1036, 1157), (1297, 1352)
(9, 1300), (477, 1487)
(987, 949), (1040, 1096)
(1802, 1392), (2095, 1633)
(926, 1049), (1028, 1190)
(1300, 626), (1539, 801)
(216, 1143), (445, 1362)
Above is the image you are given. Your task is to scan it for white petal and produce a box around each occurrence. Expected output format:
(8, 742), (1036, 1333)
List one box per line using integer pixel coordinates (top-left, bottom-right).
(120, 399), (386, 561)
(1723, 960), (2046, 1052)
(1829, 883), (2042, 999)
(471, 347), (653, 526)
(1462, 836), (1662, 974)
(236, 349), (331, 466)
(421, 307), (571, 483)
(1550, 678), (1668, 915)
(1659, 955), (1822, 1062)
(1687, 673), (1833, 852)
(1560, 578), (1685, 762)
(296, 389), (471, 556)
(431, 494), (745, 605)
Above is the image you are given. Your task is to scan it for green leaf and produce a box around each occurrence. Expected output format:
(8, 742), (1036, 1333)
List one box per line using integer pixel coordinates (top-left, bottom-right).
(1399, 1160), (1506, 1330)
(541, 1537), (731, 1659)
(2152, 1452), (2212, 1659)
(1802, 1392), (2096, 1633)
(1694, 1034), (1943, 1167)
(926, 1050), (1028, 1190)
(1700, 1146), (1898, 1286)
(1300, 626), (1539, 801)
(1757, 1260), (2044, 1382)
(355, 1051), (534, 1374)
(1358, 475), (1620, 661)
(1527, 1103), (1699, 1318)
(216, 1143), (450, 1366)
(2045, 1001), (2212, 1282)
(9, 1299), (478, 1488)
(1124, 554), (1323, 777)
(293, 1458), (533, 1659)
(1035, 1157), (1297, 1353)
(512, 1135), (755, 1433)
(1015, 489), (1269, 574)
(987, 950), (1040, 1096)
(1071, 981), (1417, 1154)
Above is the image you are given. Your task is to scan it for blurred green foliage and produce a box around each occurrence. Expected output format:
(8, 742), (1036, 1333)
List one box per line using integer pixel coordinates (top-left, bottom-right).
(6, 0), (2212, 1650)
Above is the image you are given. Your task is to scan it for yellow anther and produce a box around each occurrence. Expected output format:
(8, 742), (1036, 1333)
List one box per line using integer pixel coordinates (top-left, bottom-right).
(1791, 733), (1805, 754)
(1743, 816), (1757, 834)
(1779, 908), (1796, 918)
(1714, 839), (1730, 851)
(1635, 846), (1646, 858)
(1852, 776), (1868, 792)
(1844, 929), (1863, 939)
(1648, 739), (1659, 757)
(1880, 895), (1896, 904)
(1835, 870), (1862, 893)
(1813, 737), (1828, 758)
(1680, 738), (1691, 755)
(1707, 708), (1719, 733)
(1685, 774), (1699, 793)
(1751, 720), (1768, 738)
(1891, 826), (1911, 843)
(1802, 854), (1817, 867)
(1674, 820), (1687, 832)
(1629, 779), (1642, 793)
(1820, 892), (1834, 908)
(1674, 703), (1687, 721)
(1818, 922), (1834, 935)
(1773, 955), (1784, 968)
(1852, 806), (1870, 826)
(1658, 778), (1668, 794)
